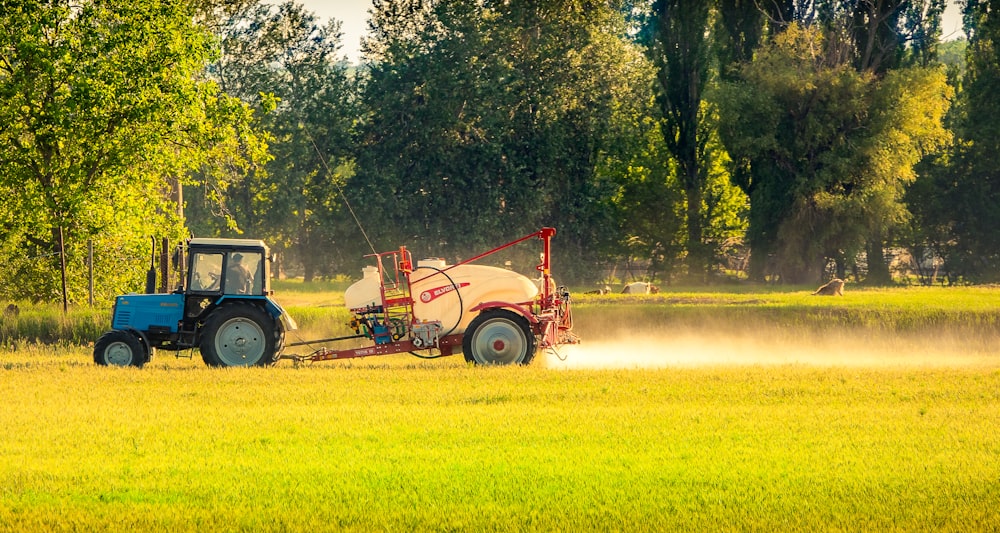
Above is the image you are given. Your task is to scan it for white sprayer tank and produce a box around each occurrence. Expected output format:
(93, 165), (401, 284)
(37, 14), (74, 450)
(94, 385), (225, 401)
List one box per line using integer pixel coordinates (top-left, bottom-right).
(343, 259), (539, 335)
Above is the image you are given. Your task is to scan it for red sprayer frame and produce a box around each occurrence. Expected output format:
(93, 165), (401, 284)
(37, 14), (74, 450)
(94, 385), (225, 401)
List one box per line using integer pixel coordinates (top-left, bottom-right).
(289, 227), (575, 363)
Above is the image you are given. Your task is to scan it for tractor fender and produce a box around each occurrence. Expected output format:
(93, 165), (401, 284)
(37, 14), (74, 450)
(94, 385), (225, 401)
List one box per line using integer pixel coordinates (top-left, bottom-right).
(122, 327), (153, 360)
(213, 295), (297, 331)
(467, 301), (538, 324)
(124, 327), (151, 350)
(266, 299), (298, 332)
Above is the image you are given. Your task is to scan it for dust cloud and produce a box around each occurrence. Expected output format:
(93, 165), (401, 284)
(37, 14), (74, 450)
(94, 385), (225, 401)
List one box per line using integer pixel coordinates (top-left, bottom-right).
(541, 332), (1000, 370)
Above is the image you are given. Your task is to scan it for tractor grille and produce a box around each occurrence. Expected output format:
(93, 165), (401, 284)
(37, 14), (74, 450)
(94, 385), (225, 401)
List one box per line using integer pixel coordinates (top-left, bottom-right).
(113, 310), (132, 329)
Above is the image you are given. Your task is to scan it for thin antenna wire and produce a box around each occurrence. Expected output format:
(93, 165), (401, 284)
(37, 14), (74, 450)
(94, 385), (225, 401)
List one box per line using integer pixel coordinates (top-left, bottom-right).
(304, 128), (378, 256)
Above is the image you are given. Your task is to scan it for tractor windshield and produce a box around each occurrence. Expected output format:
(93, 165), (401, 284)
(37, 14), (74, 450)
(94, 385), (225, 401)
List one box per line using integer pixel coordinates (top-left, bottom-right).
(190, 253), (223, 292)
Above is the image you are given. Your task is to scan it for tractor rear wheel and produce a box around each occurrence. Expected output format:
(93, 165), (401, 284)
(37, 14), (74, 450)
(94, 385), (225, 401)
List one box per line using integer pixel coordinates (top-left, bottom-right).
(199, 304), (276, 367)
(94, 330), (148, 368)
(463, 309), (536, 365)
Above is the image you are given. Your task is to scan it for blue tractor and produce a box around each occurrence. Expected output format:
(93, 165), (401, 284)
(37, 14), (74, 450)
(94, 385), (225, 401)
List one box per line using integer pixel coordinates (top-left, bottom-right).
(94, 238), (296, 368)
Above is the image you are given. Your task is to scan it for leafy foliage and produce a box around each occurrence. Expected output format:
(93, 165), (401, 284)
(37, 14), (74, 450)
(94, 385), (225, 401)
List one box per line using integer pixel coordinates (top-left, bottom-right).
(0, 0), (266, 303)
(353, 0), (661, 282)
(916, 0), (1000, 280)
(716, 24), (951, 283)
(196, 1), (358, 280)
(647, 0), (714, 281)
(0, 0), (993, 291)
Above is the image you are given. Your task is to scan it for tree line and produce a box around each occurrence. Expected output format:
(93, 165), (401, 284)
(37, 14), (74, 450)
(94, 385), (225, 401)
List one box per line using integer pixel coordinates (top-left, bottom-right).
(1, 0), (998, 303)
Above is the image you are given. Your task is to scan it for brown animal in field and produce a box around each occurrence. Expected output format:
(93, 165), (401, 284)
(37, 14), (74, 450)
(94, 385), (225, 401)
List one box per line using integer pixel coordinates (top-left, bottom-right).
(584, 285), (612, 295)
(621, 282), (660, 294)
(812, 278), (845, 296)
(3, 304), (19, 317)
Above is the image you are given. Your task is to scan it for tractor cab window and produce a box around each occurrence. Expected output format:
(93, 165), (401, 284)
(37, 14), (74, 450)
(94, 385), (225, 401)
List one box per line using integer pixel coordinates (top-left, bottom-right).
(224, 251), (262, 295)
(190, 253), (224, 292)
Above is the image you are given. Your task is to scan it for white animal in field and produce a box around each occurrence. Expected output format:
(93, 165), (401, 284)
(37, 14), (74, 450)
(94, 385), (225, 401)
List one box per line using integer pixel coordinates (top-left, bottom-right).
(621, 282), (660, 294)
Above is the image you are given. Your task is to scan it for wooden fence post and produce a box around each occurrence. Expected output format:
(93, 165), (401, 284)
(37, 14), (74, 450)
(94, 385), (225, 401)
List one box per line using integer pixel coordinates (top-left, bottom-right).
(88, 239), (94, 307)
(58, 226), (68, 314)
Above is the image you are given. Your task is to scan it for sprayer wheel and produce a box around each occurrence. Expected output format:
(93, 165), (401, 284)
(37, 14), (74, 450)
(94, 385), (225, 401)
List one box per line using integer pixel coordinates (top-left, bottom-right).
(463, 309), (536, 366)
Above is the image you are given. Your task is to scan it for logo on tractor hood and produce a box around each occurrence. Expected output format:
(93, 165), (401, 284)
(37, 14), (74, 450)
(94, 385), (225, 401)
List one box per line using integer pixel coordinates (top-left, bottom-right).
(420, 283), (470, 303)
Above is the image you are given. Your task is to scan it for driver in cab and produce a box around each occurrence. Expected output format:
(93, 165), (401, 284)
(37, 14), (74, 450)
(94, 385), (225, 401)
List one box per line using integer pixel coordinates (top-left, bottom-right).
(226, 253), (253, 294)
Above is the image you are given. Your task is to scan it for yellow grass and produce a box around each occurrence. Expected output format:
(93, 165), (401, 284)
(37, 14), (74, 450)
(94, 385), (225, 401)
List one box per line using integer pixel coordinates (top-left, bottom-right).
(2, 357), (999, 530)
(2, 284), (999, 530)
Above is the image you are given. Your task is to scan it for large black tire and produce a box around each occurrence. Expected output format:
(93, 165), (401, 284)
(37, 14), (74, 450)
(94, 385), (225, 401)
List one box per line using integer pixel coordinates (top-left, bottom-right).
(463, 309), (536, 365)
(199, 304), (276, 367)
(94, 330), (148, 368)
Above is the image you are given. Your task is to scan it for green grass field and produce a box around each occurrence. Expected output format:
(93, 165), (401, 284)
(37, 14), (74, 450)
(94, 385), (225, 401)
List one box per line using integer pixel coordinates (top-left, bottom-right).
(2, 284), (999, 531)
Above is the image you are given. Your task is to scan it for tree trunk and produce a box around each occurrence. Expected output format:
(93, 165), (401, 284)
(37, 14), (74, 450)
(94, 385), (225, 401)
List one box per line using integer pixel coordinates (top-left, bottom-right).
(273, 250), (284, 280)
(58, 226), (68, 314)
(300, 223), (315, 283)
(303, 261), (315, 283)
(747, 244), (768, 282)
(685, 180), (705, 283)
(866, 238), (892, 285)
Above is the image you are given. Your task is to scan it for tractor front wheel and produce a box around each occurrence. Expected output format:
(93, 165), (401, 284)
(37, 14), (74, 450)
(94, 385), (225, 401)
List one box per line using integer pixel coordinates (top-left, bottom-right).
(94, 330), (148, 368)
(463, 309), (536, 365)
(199, 304), (276, 367)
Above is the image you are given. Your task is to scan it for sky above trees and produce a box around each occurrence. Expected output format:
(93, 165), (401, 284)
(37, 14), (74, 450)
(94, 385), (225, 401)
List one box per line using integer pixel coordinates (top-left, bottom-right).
(295, 0), (969, 64)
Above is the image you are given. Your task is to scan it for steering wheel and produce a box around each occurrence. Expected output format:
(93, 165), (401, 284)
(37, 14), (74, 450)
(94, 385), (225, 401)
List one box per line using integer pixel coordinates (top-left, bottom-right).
(205, 271), (221, 291)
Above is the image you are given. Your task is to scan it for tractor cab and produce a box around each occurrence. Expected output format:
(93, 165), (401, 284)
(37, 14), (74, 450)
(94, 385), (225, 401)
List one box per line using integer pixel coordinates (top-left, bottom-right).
(186, 238), (270, 296)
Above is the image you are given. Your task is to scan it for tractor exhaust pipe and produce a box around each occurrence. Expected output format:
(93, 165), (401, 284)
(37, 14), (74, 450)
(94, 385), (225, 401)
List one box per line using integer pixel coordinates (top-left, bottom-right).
(145, 236), (157, 294)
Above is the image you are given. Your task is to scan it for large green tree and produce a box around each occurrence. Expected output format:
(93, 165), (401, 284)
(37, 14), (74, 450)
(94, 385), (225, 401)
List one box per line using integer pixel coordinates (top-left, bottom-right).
(196, 1), (357, 280)
(355, 0), (659, 282)
(919, 0), (1000, 280)
(818, 0), (948, 282)
(646, 0), (713, 281)
(712, 1), (952, 283)
(0, 0), (265, 303)
(716, 24), (951, 283)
